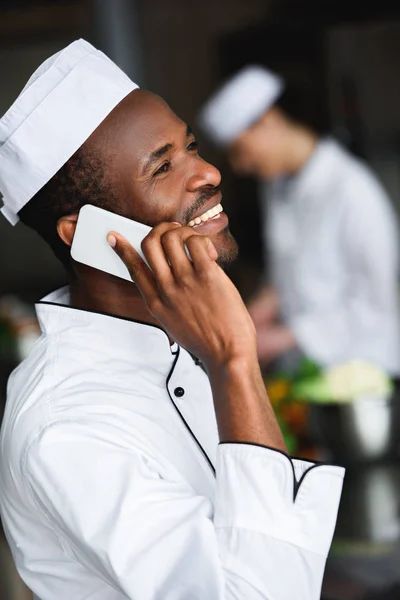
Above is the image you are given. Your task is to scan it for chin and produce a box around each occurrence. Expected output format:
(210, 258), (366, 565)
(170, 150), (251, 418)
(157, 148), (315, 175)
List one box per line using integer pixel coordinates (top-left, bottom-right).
(213, 227), (239, 270)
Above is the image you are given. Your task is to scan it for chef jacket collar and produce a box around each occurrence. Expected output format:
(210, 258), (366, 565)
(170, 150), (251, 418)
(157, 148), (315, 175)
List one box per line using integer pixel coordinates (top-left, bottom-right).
(36, 287), (178, 373)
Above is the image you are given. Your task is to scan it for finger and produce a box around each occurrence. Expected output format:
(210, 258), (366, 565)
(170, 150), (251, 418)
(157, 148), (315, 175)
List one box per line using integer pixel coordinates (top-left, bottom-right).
(185, 235), (218, 275)
(140, 222), (182, 283)
(159, 226), (200, 280)
(107, 232), (158, 301)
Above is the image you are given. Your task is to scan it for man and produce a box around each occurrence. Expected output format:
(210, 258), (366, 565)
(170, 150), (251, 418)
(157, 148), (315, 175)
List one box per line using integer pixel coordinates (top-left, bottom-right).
(0, 40), (344, 599)
(198, 66), (400, 373)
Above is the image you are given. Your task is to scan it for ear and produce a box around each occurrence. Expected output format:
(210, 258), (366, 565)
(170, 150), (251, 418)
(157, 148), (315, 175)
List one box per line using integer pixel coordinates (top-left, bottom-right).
(57, 214), (78, 247)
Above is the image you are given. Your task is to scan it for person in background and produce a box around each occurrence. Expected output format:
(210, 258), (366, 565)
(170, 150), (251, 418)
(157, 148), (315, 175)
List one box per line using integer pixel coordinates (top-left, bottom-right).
(198, 66), (400, 376)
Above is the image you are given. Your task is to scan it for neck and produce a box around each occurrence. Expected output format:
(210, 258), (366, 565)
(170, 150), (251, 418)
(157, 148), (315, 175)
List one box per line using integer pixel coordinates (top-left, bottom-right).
(69, 267), (162, 329)
(285, 125), (318, 176)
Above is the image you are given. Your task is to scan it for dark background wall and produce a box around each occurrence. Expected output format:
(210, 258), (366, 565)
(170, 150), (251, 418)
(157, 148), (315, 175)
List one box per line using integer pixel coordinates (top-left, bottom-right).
(1, 0), (400, 301)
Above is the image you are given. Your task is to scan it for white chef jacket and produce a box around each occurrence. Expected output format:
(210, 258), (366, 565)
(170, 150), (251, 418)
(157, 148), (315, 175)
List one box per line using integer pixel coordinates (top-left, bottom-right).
(261, 138), (400, 375)
(0, 287), (344, 600)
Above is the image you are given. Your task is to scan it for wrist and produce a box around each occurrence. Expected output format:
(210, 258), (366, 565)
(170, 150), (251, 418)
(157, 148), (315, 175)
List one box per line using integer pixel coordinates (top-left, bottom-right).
(207, 351), (286, 450)
(206, 351), (259, 382)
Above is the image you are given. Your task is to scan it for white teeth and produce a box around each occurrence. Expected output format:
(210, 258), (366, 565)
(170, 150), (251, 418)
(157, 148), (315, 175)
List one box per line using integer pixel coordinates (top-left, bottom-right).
(188, 203), (223, 227)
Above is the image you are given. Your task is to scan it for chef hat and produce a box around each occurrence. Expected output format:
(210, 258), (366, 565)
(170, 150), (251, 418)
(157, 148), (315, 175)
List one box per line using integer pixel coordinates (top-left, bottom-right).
(0, 39), (139, 225)
(198, 65), (284, 147)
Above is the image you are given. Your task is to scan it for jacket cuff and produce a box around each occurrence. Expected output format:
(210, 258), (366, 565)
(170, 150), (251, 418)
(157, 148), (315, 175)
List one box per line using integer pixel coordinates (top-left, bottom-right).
(215, 442), (345, 558)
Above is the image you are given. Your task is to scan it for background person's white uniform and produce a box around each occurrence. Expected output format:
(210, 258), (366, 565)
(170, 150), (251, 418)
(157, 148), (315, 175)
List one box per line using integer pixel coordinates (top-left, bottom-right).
(199, 66), (400, 375)
(263, 137), (400, 373)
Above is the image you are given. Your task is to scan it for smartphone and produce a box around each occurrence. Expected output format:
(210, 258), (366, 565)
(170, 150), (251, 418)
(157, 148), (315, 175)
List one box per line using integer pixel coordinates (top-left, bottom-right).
(71, 204), (152, 282)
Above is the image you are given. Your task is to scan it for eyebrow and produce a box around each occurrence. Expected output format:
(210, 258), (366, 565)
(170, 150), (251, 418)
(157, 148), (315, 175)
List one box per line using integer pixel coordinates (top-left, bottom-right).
(142, 124), (194, 175)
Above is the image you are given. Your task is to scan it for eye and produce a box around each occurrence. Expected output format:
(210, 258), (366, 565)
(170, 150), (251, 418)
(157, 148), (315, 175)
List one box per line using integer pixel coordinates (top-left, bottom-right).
(186, 139), (199, 152)
(153, 161), (171, 177)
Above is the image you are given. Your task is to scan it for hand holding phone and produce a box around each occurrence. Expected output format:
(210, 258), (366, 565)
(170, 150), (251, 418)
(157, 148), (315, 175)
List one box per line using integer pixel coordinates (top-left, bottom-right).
(71, 204), (193, 282)
(108, 222), (258, 371)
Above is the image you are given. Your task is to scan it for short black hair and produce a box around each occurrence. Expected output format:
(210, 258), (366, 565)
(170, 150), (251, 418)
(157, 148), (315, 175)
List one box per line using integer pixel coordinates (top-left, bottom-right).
(274, 78), (330, 136)
(18, 144), (119, 269)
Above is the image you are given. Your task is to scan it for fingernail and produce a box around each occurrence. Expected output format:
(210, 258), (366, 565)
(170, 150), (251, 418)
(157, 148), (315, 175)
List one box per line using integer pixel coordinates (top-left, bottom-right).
(107, 234), (117, 248)
(171, 221), (181, 226)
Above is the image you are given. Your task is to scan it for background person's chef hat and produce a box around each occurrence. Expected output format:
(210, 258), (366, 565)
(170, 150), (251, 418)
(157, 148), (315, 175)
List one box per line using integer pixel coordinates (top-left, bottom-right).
(0, 38), (139, 225)
(198, 65), (284, 147)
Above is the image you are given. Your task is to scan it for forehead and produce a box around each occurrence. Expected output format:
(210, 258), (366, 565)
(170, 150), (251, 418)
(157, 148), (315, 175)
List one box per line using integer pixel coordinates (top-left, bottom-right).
(89, 89), (185, 161)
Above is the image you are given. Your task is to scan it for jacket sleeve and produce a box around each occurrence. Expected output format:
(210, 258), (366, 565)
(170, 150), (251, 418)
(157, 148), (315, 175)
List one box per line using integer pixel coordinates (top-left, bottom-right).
(24, 420), (344, 600)
(290, 179), (400, 371)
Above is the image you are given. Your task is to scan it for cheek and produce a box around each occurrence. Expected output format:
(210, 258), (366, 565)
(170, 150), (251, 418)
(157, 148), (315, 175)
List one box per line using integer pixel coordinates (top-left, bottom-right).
(244, 134), (266, 163)
(128, 181), (184, 226)
(262, 130), (283, 158)
(266, 144), (283, 169)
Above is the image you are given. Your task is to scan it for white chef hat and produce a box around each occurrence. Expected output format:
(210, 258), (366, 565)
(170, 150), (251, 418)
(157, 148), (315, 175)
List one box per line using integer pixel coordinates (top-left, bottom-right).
(198, 65), (284, 147)
(0, 38), (139, 225)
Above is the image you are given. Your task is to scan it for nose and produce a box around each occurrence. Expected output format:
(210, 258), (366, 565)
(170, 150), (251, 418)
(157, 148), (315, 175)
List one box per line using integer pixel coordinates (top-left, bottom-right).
(186, 156), (221, 192)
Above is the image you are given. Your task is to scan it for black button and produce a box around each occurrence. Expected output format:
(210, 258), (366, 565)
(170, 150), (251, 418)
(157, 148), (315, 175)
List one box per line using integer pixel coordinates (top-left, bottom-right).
(174, 387), (185, 398)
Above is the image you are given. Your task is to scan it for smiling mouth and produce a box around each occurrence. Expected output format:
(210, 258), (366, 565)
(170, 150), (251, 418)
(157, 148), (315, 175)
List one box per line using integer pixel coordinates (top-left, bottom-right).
(188, 203), (223, 227)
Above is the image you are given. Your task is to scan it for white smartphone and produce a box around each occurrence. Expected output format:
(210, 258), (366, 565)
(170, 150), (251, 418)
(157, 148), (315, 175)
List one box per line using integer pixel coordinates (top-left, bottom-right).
(70, 204), (152, 282)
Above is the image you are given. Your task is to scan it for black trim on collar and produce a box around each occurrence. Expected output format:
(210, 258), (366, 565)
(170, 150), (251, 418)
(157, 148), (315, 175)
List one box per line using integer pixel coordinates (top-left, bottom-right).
(188, 352), (206, 373)
(38, 299), (215, 471)
(219, 441), (343, 501)
(37, 300), (173, 346)
(166, 347), (216, 476)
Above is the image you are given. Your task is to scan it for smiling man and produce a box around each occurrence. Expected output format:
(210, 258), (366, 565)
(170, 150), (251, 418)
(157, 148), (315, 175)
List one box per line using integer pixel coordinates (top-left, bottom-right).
(0, 40), (344, 600)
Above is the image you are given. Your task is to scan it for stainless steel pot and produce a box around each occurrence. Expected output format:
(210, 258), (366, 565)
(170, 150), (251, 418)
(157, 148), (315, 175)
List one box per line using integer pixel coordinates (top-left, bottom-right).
(308, 391), (400, 465)
(334, 462), (400, 544)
